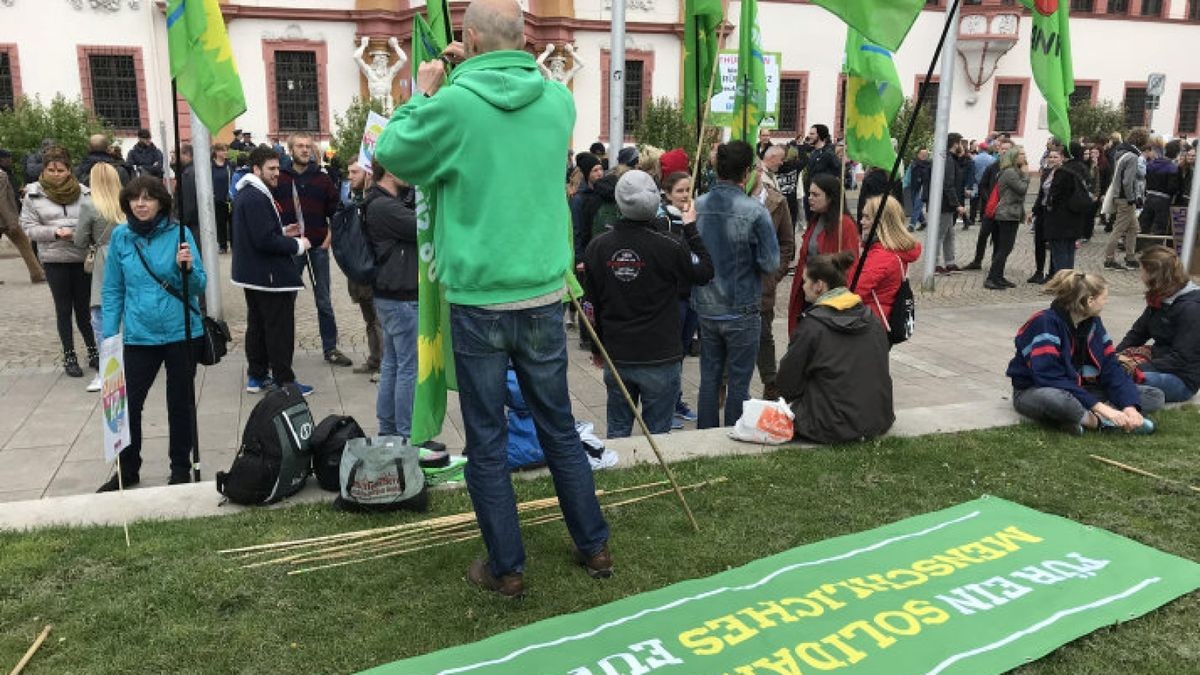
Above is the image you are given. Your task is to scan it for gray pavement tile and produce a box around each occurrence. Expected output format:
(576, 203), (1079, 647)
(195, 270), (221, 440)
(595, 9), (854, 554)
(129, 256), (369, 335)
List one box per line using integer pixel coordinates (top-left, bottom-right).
(4, 445), (69, 489)
(0, 490), (44, 503)
(5, 413), (88, 451)
(45, 458), (114, 497)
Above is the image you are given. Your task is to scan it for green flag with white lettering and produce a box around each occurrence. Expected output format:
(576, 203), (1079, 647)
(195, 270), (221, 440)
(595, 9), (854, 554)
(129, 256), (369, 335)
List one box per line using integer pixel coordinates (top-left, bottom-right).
(1020, 0), (1074, 144)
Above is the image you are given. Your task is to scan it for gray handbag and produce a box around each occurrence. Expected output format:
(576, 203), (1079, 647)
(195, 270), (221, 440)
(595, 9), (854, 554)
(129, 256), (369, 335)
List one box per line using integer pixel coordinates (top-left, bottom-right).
(335, 436), (430, 512)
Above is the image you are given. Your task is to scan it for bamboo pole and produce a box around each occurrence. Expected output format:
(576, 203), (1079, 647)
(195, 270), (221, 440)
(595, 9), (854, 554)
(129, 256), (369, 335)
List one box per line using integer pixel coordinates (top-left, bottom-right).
(1089, 455), (1200, 493)
(220, 480), (674, 556)
(570, 293), (701, 533)
(9, 625), (52, 675)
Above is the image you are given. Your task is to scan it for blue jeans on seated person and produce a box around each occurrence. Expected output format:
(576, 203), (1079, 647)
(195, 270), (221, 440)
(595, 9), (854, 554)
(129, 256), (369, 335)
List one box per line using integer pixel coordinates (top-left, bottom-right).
(697, 313), (761, 429)
(603, 362), (681, 439)
(451, 301), (609, 577)
(1140, 371), (1196, 403)
(1013, 385), (1165, 427)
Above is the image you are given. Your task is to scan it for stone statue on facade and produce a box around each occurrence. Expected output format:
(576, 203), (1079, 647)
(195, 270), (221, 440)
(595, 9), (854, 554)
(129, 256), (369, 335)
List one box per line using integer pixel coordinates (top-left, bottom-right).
(355, 36), (408, 112)
(537, 43), (583, 85)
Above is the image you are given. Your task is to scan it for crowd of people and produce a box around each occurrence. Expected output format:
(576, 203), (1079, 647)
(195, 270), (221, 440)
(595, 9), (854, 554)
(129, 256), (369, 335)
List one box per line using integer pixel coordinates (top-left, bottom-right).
(0, 0), (1196, 595)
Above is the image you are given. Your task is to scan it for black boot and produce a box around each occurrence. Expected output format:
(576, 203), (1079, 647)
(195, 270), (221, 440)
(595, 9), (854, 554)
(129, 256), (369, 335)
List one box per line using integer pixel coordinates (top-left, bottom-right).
(63, 350), (83, 378)
(97, 471), (139, 493)
(87, 345), (99, 370)
(168, 471), (192, 485)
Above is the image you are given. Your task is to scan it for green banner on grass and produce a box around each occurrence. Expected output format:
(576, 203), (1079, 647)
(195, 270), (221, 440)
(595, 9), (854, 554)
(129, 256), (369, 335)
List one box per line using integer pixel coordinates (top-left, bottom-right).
(365, 497), (1199, 675)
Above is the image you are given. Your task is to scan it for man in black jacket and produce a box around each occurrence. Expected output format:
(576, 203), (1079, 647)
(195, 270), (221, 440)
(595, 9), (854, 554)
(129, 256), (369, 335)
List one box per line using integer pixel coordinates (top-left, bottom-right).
(802, 124), (841, 220)
(583, 170), (713, 438)
(933, 133), (966, 274)
(363, 163), (420, 438)
(127, 128), (164, 178)
(231, 146), (313, 395)
(76, 134), (131, 186)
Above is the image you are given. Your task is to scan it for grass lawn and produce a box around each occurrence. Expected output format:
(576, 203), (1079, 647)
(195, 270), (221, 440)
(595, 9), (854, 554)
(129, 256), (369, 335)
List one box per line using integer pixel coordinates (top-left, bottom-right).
(1, 409), (1197, 674)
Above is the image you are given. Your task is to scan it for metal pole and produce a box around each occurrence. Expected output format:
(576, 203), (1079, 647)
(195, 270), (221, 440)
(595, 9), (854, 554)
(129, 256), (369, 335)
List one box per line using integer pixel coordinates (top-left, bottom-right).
(171, 80), (203, 483)
(608, 0), (627, 165)
(189, 119), (224, 320)
(921, 0), (960, 291)
(1184, 160), (1200, 270)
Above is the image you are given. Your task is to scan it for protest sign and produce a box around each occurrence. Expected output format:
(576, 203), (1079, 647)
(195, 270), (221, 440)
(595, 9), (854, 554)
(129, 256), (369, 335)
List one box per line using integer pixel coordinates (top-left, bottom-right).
(357, 111), (390, 172)
(368, 496), (1199, 675)
(99, 334), (130, 464)
(710, 51), (782, 129)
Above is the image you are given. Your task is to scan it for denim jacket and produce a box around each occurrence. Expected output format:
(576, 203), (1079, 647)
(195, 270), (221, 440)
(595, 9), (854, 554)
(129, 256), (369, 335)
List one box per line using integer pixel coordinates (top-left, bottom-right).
(691, 182), (780, 317)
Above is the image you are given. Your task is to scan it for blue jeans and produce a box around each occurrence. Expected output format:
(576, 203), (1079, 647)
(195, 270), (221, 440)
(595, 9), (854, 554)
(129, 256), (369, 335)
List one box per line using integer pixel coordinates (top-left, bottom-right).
(90, 306), (102, 342)
(451, 301), (609, 577)
(697, 313), (761, 429)
(910, 193), (926, 226)
(374, 298), (418, 437)
(603, 362), (681, 439)
(295, 247), (338, 354)
(1048, 239), (1075, 276)
(1141, 371), (1196, 403)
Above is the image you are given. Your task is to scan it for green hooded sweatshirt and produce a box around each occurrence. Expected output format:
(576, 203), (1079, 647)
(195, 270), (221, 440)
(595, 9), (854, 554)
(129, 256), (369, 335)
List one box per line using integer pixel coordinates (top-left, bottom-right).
(373, 50), (575, 306)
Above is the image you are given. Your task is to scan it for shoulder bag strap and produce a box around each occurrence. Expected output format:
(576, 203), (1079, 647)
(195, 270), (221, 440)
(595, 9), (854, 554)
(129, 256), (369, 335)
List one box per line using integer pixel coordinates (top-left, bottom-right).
(132, 241), (201, 317)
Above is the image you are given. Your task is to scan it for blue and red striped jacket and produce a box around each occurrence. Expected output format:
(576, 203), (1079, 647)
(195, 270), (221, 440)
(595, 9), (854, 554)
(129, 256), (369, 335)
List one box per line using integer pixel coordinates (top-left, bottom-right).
(1006, 304), (1142, 410)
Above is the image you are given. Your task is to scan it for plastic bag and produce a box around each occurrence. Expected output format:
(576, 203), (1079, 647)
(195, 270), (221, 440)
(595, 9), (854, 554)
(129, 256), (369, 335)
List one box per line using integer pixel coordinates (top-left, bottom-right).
(729, 398), (795, 445)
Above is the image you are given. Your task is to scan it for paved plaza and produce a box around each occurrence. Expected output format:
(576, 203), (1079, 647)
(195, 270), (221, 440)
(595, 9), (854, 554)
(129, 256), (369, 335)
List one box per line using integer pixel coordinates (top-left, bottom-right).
(0, 206), (1160, 503)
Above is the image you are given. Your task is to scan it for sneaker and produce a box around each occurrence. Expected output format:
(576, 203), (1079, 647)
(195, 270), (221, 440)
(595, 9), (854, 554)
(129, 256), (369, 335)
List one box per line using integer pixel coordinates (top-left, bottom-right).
(1026, 272), (1046, 284)
(467, 559), (525, 599)
(983, 279), (1007, 290)
(945, 264), (961, 273)
(674, 401), (698, 422)
(418, 440), (450, 468)
(246, 376), (275, 393)
(573, 544), (614, 579)
(168, 471), (191, 485)
(352, 363), (379, 375)
(935, 266), (948, 275)
(324, 349), (353, 367)
(1103, 259), (1124, 270)
(961, 261), (982, 271)
(86, 374), (103, 392)
(1001, 278), (1017, 288)
(295, 382), (315, 397)
(1124, 260), (1140, 270)
(671, 417), (684, 430)
(369, 371), (380, 383)
(1060, 421), (1085, 436)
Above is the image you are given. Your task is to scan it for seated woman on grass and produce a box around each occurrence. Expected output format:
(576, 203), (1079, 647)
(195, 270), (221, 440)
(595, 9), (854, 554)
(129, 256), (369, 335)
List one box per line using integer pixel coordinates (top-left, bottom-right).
(1007, 270), (1164, 435)
(1115, 246), (1200, 403)
(776, 251), (894, 444)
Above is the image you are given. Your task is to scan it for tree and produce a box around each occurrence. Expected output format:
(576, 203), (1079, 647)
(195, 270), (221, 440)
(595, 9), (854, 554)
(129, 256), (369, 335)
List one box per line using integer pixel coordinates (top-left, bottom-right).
(0, 95), (112, 183)
(890, 97), (934, 165)
(633, 97), (695, 153)
(331, 97), (387, 168)
(1068, 99), (1127, 144)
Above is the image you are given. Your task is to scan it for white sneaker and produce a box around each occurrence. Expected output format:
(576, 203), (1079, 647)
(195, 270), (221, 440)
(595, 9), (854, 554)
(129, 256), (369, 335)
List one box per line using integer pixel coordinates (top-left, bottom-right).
(86, 374), (102, 392)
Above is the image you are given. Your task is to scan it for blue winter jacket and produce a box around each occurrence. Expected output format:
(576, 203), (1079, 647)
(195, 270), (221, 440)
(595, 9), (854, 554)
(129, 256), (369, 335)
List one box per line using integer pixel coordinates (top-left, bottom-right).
(1006, 304), (1141, 410)
(692, 181), (780, 318)
(102, 217), (206, 344)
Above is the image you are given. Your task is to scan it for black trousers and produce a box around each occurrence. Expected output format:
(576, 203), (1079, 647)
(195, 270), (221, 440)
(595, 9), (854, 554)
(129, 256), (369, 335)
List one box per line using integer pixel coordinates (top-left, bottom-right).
(972, 217), (996, 265)
(988, 220), (1019, 283)
(214, 200), (231, 249)
(1032, 216), (1047, 275)
(43, 262), (95, 353)
(244, 289), (297, 384)
(119, 339), (201, 479)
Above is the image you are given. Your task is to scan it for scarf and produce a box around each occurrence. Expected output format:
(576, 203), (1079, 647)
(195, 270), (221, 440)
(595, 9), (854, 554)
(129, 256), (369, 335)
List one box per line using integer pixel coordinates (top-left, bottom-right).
(127, 212), (161, 237)
(39, 174), (82, 206)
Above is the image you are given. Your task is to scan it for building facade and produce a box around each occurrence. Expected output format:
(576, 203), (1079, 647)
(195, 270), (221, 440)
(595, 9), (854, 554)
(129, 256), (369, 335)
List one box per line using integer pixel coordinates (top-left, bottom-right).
(0, 0), (1196, 156)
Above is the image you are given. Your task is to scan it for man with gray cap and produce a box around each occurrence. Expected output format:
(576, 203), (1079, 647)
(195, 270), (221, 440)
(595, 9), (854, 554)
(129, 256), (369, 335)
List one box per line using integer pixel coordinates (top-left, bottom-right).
(583, 170), (713, 438)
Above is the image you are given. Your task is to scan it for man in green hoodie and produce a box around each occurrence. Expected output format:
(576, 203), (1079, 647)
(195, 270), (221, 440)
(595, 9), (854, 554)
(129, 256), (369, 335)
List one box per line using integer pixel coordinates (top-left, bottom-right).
(374, 0), (610, 599)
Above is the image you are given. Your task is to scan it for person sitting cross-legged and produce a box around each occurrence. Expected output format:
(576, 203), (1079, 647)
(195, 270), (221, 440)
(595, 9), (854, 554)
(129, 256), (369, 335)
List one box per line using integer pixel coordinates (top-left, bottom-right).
(1007, 270), (1163, 435)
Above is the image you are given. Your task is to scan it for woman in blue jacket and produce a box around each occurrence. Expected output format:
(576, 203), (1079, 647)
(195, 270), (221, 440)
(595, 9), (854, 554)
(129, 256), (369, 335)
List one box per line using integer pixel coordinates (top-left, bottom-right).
(97, 176), (207, 492)
(1006, 270), (1162, 435)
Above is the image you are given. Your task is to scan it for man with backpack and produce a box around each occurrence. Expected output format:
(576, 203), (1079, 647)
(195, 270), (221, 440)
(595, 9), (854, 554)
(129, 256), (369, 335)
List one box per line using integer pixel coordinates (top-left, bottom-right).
(231, 146), (314, 396)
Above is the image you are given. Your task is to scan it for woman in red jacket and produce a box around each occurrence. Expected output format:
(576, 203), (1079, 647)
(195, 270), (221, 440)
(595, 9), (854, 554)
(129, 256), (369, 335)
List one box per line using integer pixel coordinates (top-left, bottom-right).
(855, 195), (922, 328)
(787, 173), (860, 336)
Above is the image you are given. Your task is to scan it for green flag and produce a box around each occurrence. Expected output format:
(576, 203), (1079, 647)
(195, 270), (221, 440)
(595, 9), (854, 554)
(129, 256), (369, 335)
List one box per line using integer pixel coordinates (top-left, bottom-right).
(1020, 0), (1074, 144)
(811, 0), (925, 52)
(166, 0), (246, 133)
(731, 0), (766, 142)
(683, 0), (724, 126)
(844, 30), (904, 170)
(425, 0), (454, 46)
(409, 14), (456, 446)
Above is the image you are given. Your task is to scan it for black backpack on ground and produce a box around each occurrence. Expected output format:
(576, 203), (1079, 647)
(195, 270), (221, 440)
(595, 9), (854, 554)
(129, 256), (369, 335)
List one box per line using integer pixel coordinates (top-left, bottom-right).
(309, 415), (365, 492)
(216, 383), (316, 505)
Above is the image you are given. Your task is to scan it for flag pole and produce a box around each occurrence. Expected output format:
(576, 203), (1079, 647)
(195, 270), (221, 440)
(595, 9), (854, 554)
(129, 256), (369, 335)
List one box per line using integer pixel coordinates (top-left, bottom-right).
(693, 16), (704, 141)
(171, 79), (203, 483)
(608, 0), (627, 167)
(850, 0), (962, 292)
(690, 24), (727, 198)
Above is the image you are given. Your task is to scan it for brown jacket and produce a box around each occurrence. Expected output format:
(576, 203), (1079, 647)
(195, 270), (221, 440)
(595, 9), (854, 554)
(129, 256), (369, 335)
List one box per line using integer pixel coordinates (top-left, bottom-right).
(0, 168), (16, 233)
(760, 184), (795, 314)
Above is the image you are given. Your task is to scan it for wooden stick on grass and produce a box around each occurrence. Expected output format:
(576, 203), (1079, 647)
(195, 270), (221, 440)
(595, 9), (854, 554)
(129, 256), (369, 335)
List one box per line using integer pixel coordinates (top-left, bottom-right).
(1088, 455), (1200, 493)
(10, 624), (52, 675)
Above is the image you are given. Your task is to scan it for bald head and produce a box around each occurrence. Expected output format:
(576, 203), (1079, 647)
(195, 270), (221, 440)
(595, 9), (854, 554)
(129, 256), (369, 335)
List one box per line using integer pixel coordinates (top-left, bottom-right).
(463, 0), (525, 55)
(89, 134), (109, 152)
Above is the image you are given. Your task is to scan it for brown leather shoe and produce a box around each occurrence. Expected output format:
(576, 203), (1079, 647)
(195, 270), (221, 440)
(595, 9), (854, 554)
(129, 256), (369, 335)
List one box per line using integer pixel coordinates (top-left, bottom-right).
(573, 544), (614, 579)
(467, 559), (524, 599)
